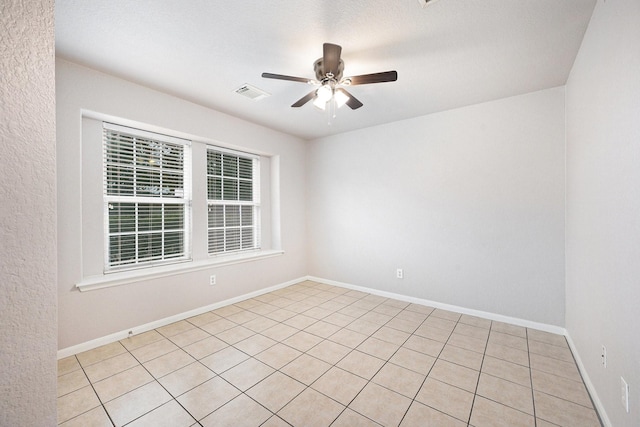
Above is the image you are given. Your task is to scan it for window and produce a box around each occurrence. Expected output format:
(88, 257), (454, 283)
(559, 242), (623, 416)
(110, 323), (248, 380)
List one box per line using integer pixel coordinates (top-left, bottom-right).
(207, 147), (260, 254)
(103, 123), (191, 271)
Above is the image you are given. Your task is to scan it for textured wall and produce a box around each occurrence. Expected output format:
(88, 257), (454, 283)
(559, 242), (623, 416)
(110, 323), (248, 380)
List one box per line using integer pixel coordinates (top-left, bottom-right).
(566, 0), (640, 425)
(0, 0), (58, 425)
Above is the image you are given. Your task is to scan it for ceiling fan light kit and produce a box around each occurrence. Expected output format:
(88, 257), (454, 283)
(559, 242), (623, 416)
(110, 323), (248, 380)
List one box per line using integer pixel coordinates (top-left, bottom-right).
(262, 43), (398, 119)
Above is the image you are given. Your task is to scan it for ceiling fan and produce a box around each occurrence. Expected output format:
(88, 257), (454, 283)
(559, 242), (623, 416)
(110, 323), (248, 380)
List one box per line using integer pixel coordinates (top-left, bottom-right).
(262, 43), (398, 111)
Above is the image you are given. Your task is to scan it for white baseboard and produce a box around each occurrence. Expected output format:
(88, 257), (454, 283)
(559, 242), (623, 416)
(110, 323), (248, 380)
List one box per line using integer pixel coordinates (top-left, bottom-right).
(306, 276), (566, 335)
(565, 333), (611, 427)
(57, 276), (306, 359)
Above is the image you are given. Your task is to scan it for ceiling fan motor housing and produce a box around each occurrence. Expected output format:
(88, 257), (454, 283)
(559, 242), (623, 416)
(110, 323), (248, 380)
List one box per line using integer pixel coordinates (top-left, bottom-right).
(314, 58), (344, 82)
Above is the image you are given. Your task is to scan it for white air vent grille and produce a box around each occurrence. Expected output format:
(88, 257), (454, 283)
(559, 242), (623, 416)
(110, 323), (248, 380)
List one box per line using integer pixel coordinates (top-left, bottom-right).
(234, 84), (270, 101)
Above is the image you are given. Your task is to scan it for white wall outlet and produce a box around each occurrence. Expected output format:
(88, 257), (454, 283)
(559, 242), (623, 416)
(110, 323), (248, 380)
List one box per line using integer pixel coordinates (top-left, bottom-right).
(621, 377), (629, 413)
(209, 275), (216, 286)
(396, 268), (404, 279)
(601, 345), (607, 368)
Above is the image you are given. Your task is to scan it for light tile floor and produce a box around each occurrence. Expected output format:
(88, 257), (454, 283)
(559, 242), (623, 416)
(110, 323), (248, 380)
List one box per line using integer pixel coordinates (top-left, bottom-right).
(58, 281), (602, 426)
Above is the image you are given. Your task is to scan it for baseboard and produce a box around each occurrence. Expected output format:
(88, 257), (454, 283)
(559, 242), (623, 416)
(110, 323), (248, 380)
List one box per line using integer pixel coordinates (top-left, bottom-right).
(57, 276), (306, 359)
(306, 276), (566, 335)
(565, 333), (611, 427)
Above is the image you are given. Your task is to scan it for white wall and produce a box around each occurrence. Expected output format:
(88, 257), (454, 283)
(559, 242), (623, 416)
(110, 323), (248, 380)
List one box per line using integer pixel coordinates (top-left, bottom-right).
(565, 0), (640, 425)
(307, 87), (566, 326)
(0, 0), (57, 425)
(57, 59), (307, 349)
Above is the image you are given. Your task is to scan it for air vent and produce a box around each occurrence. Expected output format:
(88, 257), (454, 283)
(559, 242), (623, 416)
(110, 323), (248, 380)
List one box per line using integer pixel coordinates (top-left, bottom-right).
(234, 84), (270, 101)
(417, 0), (441, 8)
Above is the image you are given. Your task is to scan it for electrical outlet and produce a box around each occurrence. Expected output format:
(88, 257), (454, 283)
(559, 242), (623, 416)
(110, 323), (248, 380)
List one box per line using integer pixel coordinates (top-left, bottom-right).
(601, 345), (607, 368)
(209, 275), (216, 286)
(621, 377), (629, 413)
(396, 268), (404, 279)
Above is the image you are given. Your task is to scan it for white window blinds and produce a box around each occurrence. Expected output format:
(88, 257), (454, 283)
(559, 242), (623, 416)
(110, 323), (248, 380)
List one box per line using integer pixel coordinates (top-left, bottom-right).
(103, 123), (191, 270)
(207, 147), (260, 255)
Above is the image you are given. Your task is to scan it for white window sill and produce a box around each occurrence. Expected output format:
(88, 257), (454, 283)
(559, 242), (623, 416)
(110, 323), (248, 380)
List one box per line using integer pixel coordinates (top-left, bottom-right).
(76, 249), (284, 292)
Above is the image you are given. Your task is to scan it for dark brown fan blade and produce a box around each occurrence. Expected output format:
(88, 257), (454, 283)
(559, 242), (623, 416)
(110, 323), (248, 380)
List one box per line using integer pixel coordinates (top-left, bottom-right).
(346, 71), (398, 86)
(323, 43), (342, 77)
(262, 72), (311, 83)
(336, 88), (363, 110)
(291, 90), (317, 107)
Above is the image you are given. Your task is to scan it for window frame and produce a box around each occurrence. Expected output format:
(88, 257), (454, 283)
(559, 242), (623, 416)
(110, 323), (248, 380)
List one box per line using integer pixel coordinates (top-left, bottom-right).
(206, 145), (261, 256)
(102, 122), (192, 272)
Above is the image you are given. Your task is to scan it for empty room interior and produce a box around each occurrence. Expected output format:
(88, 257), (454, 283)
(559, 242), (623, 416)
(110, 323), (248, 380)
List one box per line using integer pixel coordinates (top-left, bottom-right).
(2, 0), (640, 426)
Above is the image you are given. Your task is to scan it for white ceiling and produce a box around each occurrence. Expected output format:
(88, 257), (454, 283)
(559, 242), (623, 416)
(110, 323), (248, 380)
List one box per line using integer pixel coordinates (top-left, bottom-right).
(55, 0), (596, 140)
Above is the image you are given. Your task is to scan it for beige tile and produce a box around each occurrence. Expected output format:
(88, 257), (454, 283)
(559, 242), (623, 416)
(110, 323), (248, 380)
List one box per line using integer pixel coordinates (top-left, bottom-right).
(385, 317), (421, 334)
(260, 323), (298, 341)
(488, 331), (528, 352)
(59, 406), (112, 427)
(84, 352), (140, 383)
(279, 388), (345, 426)
(481, 355), (531, 387)
(93, 364), (154, 402)
(233, 333), (276, 355)
(212, 304), (244, 317)
(262, 415), (291, 427)
(76, 341), (127, 367)
(157, 361), (216, 397)
(246, 371), (306, 412)
(143, 349), (195, 378)
(401, 401), (467, 427)
(529, 353), (582, 382)
(346, 318), (382, 335)
(121, 330), (165, 351)
(199, 318), (236, 335)
(528, 340), (574, 363)
(405, 303), (433, 314)
(199, 346), (249, 374)
(57, 385), (101, 424)
(403, 335), (445, 357)
(332, 408), (382, 426)
(360, 311), (393, 326)
(429, 359), (479, 392)
(470, 396), (534, 427)
(536, 418), (562, 427)
(304, 320), (342, 338)
(264, 308), (297, 322)
(311, 366), (367, 406)
(254, 342), (302, 369)
(329, 328), (368, 348)
(302, 306), (333, 320)
(242, 315), (278, 332)
(371, 326), (411, 345)
(186, 311), (221, 327)
(395, 309), (428, 324)
(372, 362), (426, 398)
(130, 338), (179, 363)
(454, 323), (490, 340)
(337, 350), (385, 380)
(282, 330), (323, 352)
(176, 376), (240, 421)
(104, 381), (172, 426)
(534, 390), (601, 427)
(220, 357), (274, 391)
(339, 305), (369, 318)
(476, 373), (534, 415)
(307, 339), (351, 364)
(415, 378), (474, 422)
(57, 369), (89, 397)
(156, 320), (195, 337)
(168, 327), (210, 348)
(201, 393), (271, 427)
(422, 316), (457, 332)
(215, 325), (255, 345)
(389, 347), (436, 375)
(284, 313), (318, 329)
(57, 356), (81, 376)
(281, 353), (331, 385)
(459, 314), (492, 330)
(226, 309), (260, 325)
(126, 400), (196, 427)
(373, 304), (403, 317)
(413, 324), (452, 342)
(431, 308), (462, 321)
(349, 382), (412, 427)
(384, 299), (411, 309)
(324, 312), (357, 327)
(439, 344), (483, 370)
(446, 332), (487, 354)
(357, 336), (400, 360)
(182, 335), (228, 360)
(531, 369), (592, 407)
(527, 329), (568, 348)
(492, 321), (527, 338)
(485, 341), (530, 366)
